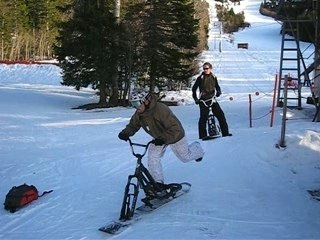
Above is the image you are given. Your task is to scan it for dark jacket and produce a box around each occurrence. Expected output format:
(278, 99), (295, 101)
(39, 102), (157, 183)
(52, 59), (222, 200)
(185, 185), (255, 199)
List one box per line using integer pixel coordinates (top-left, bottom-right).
(119, 93), (185, 144)
(192, 72), (221, 101)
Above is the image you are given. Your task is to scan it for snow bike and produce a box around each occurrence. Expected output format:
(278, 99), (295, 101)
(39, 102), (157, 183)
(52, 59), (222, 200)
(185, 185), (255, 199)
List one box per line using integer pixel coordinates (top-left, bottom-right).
(200, 96), (221, 140)
(99, 139), (191, 234)
(118, 138), (185, 221)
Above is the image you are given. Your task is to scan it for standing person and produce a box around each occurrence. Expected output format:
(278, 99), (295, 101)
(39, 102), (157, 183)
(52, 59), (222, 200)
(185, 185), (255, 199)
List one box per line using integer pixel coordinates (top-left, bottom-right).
(118, 90), (204, 190)
(192, 62), (232, 139)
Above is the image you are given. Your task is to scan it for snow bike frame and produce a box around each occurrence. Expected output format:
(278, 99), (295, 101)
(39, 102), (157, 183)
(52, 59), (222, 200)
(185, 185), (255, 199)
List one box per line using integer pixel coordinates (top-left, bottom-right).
(200, 96), (221, 136)
(119, 139), (180, 221)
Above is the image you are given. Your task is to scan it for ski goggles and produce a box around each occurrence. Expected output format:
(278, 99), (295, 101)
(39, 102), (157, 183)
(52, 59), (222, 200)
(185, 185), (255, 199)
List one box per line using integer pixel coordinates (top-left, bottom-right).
(131, 100), (142, 109)
(131, 93), (152, 109)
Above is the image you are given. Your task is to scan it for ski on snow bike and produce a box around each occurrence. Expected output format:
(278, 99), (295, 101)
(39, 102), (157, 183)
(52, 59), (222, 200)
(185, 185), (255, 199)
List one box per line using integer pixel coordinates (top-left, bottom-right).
(119, 138), (182, 221)
(199, 96), (221, 138)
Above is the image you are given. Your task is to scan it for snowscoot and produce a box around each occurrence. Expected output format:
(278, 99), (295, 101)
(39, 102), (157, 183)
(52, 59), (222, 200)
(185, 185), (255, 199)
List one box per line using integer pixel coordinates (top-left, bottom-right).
(99, 139), (191, 234)
(118, 138), (187, 221)
(200, 96), (221, 140)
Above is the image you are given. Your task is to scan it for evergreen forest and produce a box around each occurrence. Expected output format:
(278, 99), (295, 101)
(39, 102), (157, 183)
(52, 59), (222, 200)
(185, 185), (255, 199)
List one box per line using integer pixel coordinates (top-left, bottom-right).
(1, 0), (213, 107)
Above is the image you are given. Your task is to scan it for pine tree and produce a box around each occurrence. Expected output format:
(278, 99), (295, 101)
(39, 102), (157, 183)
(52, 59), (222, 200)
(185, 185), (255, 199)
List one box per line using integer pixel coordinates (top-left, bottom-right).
(54, 0), (120, 107)
(122, 0), (199, 92)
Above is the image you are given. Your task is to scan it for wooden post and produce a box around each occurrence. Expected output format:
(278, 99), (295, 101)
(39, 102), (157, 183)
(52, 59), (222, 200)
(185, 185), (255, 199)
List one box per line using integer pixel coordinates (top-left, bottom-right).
(270, 73), (278, 127)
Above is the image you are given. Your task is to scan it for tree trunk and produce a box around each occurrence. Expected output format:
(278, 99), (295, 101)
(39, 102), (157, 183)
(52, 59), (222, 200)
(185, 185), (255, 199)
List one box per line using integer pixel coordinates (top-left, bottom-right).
(109, 0), (121, 106)
(98, 80), (108, 107)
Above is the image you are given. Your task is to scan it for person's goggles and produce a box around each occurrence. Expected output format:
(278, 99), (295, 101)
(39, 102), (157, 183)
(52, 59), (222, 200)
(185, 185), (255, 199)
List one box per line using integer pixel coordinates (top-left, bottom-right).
(131, 93), (152, 109)
(131, 100), (143, 109)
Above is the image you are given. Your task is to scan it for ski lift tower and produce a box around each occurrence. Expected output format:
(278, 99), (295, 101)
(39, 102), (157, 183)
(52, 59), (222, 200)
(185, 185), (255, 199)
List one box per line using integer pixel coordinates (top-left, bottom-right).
(313, 0), (320, 121)
(276, 0), (318, 111)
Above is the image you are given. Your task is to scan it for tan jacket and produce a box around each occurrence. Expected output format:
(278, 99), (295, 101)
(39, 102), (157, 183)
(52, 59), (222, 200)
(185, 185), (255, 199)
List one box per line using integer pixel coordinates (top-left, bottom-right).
(120, 94), (185, 144)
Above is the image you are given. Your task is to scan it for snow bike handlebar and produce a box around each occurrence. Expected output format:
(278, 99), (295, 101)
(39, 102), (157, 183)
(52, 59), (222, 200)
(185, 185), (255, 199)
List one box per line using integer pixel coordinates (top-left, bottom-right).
(199, 96), (217, 108)
(128, 138), (154, 160)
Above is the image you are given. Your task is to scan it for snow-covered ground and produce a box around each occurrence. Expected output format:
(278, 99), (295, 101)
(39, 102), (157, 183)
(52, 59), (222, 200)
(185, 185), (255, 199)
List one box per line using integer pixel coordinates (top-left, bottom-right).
(0, 0), (319, 239)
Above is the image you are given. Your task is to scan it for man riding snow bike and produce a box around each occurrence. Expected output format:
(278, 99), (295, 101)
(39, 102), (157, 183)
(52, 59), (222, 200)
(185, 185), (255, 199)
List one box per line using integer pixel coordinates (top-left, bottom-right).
(119, 138), (187, 221)
(192, 62), (231, 138)
(98, 138), (191, 234)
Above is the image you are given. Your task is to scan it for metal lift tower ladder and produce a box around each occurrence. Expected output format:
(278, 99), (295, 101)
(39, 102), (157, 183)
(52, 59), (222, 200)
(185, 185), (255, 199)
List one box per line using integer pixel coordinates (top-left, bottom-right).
(277, 20), (303, 109)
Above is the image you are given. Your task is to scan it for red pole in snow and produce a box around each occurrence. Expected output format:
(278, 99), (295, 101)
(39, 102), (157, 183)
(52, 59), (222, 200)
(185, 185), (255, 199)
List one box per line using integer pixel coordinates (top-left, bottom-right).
(249, 94), (252, 128)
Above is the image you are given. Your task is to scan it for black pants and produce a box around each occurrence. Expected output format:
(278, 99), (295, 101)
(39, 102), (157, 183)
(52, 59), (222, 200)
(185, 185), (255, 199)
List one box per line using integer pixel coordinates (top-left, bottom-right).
(198, 101), (229, 139)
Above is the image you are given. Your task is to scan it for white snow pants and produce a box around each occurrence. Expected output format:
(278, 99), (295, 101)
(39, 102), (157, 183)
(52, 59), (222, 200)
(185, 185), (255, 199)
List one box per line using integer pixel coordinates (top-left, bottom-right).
(147, 136), (204, 183)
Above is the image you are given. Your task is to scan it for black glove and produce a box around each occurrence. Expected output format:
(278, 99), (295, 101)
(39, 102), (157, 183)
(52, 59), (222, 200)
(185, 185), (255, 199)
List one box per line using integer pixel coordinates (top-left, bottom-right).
(153, 138), (165, 146)
(118, 132), (129, 141)
(194, 99), (199, 105)
(216, 91), (221, 97)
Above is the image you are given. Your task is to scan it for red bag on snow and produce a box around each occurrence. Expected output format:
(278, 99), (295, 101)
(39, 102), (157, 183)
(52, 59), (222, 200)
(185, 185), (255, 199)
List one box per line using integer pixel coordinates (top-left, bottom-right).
(4, 184), (53, 213)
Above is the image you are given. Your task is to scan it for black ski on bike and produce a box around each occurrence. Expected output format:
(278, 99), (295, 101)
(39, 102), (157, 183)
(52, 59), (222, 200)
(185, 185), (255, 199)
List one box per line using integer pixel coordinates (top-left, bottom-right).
(99, 182), (191, 235)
